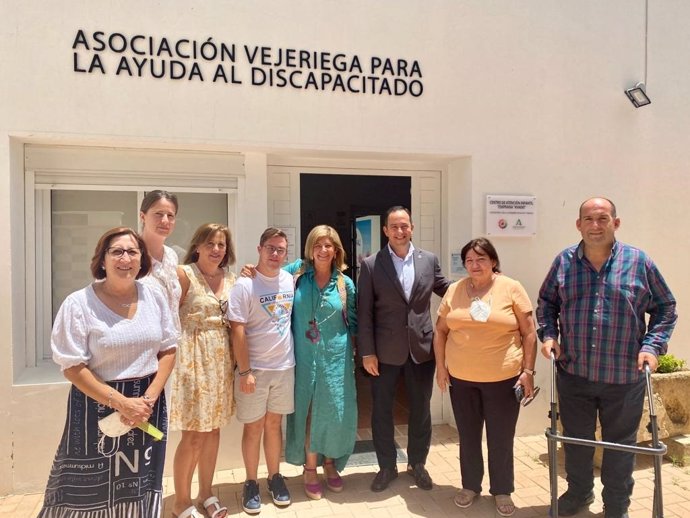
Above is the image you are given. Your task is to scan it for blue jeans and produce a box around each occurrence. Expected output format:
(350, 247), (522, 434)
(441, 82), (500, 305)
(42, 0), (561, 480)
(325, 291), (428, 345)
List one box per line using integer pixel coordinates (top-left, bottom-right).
(557, 370), (646, 513)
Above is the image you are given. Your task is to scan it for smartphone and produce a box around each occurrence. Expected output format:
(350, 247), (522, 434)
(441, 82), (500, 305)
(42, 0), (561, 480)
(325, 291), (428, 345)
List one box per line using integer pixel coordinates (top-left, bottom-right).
(514, 384), (525, 403)
(514, 384), (540, 407)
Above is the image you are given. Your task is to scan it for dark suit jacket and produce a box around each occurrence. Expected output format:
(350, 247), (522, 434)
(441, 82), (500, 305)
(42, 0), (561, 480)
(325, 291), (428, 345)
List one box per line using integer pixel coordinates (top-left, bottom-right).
(357, 245), (450, 366)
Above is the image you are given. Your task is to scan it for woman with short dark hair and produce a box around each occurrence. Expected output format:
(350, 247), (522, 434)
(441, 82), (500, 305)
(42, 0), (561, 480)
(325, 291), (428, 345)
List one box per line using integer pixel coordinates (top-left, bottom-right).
(433, 237), (537, 516)
(38, 227), (178, 518)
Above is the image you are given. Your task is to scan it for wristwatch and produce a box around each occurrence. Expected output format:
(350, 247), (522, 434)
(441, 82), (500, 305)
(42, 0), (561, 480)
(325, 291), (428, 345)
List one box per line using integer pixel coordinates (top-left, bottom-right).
(522, 368), (536, 376)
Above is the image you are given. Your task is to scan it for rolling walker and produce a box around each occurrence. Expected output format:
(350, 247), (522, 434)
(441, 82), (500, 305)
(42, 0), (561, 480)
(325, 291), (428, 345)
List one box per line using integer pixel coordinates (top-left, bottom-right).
(545, 350), (666, 518)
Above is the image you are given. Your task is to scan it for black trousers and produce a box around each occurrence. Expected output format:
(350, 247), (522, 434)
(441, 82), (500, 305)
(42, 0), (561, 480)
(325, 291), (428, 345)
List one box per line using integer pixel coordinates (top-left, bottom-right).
(449, 375), (520, 495)
(558, 370), (646, 513)
(370, 356), (435, 469)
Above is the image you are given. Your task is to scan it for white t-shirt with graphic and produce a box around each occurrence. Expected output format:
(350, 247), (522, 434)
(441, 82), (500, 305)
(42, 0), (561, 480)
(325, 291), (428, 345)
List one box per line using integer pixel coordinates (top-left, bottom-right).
(227, 269), (295, 371)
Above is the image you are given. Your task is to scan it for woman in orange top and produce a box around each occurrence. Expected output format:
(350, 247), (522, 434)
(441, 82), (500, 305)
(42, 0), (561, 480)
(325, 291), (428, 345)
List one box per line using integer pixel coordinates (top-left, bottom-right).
(433, 238), (537, 517)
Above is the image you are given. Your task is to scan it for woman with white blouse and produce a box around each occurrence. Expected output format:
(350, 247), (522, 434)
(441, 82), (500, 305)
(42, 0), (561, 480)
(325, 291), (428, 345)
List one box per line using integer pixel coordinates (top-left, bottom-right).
(37, 227), (178, 518)
(139, 189), (182, 332)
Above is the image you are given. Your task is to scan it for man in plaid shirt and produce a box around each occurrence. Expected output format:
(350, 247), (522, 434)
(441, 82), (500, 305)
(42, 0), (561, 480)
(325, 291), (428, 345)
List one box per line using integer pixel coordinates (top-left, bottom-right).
(537, 197), (677, 518)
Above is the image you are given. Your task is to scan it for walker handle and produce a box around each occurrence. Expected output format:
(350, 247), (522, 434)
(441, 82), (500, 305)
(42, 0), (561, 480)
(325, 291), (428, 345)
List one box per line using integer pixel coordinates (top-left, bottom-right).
(642, 360), (664, 517)
(549, 349), (557, 405)
(643, 361), (657, 417)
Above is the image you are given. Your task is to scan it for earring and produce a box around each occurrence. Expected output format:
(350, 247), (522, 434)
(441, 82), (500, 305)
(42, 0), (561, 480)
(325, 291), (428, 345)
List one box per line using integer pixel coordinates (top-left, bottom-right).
(101, 265), (105, 270)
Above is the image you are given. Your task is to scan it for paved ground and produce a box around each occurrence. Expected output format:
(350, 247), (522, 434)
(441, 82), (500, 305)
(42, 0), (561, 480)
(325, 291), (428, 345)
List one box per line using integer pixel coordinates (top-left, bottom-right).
(2, 424), (689, 517)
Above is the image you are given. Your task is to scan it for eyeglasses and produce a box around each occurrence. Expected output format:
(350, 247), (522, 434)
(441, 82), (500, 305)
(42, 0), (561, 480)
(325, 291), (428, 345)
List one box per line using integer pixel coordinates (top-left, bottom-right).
(219, 299), (230, 327)
(464, 256), (491, 267)
(107, 247), (141, 258)
(263, 245), (287, 256)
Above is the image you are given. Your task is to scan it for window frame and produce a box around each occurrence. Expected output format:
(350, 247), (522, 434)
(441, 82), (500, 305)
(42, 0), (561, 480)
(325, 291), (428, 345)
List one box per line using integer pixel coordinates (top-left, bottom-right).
(21, 145), (243, 381)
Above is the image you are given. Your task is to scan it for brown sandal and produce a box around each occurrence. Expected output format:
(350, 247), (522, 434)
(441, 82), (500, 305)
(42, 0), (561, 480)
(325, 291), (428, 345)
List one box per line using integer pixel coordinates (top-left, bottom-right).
(454, 488), (478, 508)
(495, 494), (516, 517)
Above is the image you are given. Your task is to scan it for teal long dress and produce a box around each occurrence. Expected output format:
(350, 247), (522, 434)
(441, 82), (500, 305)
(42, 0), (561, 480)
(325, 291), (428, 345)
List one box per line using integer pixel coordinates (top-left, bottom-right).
(284, 259), (358, 471)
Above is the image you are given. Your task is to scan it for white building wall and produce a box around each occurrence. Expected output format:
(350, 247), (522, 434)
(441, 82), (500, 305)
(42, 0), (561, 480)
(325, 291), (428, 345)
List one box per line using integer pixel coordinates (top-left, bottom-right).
(1, 0), (688, 494)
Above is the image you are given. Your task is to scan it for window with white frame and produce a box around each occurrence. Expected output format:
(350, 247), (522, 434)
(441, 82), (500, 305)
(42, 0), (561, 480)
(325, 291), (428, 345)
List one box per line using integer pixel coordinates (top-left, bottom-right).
(23, 145), (243, 378)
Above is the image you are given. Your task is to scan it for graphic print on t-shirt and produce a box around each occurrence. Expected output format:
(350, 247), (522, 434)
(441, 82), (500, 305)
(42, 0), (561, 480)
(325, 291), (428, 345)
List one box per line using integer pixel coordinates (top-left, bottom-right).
(259, 291), (293, 336)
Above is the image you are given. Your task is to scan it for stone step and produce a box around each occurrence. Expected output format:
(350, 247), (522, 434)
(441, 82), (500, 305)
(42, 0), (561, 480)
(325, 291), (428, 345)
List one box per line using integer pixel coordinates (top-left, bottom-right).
(665, 434), (690, 466)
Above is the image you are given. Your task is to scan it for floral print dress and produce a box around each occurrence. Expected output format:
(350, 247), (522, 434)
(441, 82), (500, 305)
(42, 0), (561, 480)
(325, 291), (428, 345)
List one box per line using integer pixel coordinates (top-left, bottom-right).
(169, 263), (236, 432)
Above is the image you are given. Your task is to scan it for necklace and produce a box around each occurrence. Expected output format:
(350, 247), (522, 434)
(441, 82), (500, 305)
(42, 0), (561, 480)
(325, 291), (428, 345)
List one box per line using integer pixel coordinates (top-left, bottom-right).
(199, 267), (221, 279)
(468, 274), (495, 294)
(306, 283), (323, 344)
(100, 284), (137, 308)
(314, 267), (330, 289)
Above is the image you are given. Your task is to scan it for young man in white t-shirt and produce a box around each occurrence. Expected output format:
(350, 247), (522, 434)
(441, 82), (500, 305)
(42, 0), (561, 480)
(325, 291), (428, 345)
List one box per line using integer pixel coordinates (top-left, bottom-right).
(227, 227), (295, 515)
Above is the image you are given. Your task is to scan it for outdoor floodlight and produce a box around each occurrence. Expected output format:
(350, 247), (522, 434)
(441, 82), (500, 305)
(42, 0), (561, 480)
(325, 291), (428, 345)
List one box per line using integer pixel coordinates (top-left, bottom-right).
(625, 83), (651, 108)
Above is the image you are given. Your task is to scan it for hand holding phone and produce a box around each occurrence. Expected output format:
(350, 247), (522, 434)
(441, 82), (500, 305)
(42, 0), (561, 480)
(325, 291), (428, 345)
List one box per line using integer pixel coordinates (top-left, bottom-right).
(514, 384), (540, 407)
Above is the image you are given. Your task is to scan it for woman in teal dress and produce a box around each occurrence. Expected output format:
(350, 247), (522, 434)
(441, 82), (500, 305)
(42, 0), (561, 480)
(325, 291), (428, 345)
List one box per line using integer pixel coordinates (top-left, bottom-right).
(284, 225), (358, 500)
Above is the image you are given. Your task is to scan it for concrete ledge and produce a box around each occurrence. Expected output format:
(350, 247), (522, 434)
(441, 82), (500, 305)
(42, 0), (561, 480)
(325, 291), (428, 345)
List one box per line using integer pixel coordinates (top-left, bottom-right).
(665, 434), (690, 466)
(638, 371), (690, 443)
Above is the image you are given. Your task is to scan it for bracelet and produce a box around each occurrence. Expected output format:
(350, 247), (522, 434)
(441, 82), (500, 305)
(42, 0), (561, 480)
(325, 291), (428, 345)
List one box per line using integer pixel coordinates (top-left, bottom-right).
(107, 389), (113, 408)
(239, 368), (253, 377)
(522, 368), (536, 376)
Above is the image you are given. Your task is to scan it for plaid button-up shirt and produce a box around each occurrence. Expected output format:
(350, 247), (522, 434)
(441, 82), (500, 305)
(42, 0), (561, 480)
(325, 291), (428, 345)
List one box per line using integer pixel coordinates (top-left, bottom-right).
(537, 241), (677, 384)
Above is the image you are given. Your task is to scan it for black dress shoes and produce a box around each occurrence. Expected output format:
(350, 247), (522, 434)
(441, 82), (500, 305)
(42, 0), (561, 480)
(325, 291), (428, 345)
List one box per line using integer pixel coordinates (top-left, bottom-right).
(370, 467), (398, 492)
(406, 463), (433, 490)
(553, 491), (595, 516)
(603, 505), (629, 518)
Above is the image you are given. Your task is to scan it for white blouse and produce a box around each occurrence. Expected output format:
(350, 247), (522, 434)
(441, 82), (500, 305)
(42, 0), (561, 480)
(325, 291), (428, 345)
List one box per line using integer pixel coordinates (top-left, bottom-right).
(141, 245), (182, 332)
(51, 281), (178, 381)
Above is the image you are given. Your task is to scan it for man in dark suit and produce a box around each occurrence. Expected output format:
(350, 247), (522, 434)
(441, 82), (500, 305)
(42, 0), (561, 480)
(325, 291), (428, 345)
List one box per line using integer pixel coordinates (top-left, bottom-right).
(357, 206), (451, 492)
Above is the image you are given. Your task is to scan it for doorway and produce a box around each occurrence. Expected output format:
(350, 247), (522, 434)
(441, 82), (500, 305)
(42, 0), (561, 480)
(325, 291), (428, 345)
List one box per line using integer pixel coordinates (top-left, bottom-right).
(300, 173), (412, 432)
(300, 173), (411, 282)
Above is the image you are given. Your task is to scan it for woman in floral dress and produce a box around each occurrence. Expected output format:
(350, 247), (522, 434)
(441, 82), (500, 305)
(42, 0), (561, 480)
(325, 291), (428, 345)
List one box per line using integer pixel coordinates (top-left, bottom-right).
(170, 223), (237, 518)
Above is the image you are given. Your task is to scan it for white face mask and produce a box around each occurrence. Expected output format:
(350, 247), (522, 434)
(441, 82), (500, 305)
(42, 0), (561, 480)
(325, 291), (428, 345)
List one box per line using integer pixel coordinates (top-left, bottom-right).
(469, 297), (491, 322)
(98, 411), (133, 438)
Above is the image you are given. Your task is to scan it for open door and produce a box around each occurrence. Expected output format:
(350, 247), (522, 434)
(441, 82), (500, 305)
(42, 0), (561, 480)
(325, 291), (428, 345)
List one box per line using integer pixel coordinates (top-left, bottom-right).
(351, 215), (381, 285)
(299, 173), (411, 282)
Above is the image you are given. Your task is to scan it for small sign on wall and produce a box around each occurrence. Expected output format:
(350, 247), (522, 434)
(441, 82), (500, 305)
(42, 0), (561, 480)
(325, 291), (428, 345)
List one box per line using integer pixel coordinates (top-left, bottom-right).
(485, 195), (537, 237)
(450, 249), (467, 280)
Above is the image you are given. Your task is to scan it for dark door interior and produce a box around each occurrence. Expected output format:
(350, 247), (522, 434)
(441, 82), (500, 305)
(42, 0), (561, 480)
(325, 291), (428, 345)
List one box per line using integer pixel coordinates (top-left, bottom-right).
(299, 173), (411, 282)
